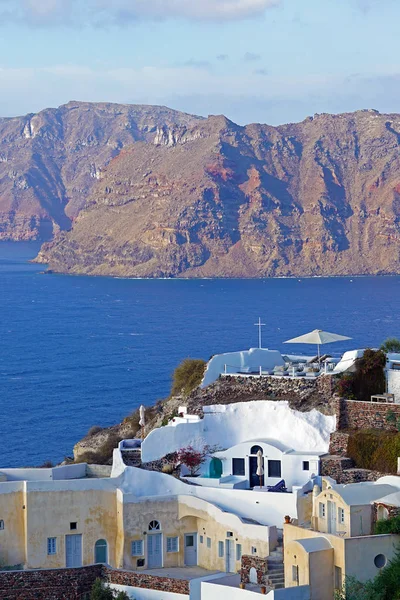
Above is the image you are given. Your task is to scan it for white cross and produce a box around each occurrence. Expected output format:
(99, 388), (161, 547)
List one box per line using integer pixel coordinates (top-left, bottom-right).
(254, 317), (266, 349)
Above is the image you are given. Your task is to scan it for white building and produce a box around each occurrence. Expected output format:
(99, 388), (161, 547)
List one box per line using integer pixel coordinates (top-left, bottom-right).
(193, 439), (323, 492)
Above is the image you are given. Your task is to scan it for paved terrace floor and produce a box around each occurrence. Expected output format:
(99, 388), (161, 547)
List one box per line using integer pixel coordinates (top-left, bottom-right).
(135, 567), (221, 580)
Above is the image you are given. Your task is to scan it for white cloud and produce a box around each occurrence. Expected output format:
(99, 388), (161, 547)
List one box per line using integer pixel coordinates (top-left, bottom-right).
(0, 0), (280, 25)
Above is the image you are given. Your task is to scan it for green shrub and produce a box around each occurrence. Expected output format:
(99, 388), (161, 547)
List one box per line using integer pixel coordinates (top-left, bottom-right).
(386, 410), (396, 424)
(161, 411), (178, 427)
(381, 338), (400, 353)
(375, 515), (400, 535)
(171, 358), (206, 397)
(347, 430), (400, 473)
(335, 349), (386, 401)
(90, 578), (129, 600)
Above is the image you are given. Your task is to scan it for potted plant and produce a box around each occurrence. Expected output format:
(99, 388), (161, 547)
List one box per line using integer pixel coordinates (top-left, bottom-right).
(284, 515), (291, 524)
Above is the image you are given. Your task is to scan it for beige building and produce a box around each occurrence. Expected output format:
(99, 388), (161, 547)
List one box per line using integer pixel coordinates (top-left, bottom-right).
(283, 476), (400, 600)
(0, 455), (276, 574)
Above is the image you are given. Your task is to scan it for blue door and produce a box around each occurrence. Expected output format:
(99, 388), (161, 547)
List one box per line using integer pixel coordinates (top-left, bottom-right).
(66, 534), (82, 567)
(148, 533), (162, 568)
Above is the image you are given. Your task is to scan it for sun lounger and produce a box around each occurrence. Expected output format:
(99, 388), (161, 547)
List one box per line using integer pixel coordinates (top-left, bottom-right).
(267, 479), (287, 493)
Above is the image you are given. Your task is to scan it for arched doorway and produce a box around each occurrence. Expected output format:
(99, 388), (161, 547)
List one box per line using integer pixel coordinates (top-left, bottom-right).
(94, 539), (108, 564)
(209, 457), (223, 478)
(148, 520), (162, 568)
(249, 446), (264, 488)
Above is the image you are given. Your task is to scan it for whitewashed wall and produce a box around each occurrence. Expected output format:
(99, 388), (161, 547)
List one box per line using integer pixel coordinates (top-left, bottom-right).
(118, 462), (298, 527)
(200, 581), (310, 600)
(387, 370), (400, 403)
(110, 584), (189, 600)
(141, 401), (335, 463)
(0, 463), (86, 482)
(211, 440), (321, 491)
(201, 348), (285, 388)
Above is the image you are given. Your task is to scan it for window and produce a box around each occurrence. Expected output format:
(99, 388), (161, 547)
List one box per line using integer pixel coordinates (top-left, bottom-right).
(338, 507), (345, 524)
(319, 502), (326, 518)
(131, 540), (144, 556)
(47, 537), (57, 555)
(334, 566), (342, 590)
(268, 460), (281, 478)
(167, 537), (179, 553)
(94, 539), (107, 563)
(303, 461), (310, 471)
(226, 531), (233, 537)
(207, 537), (211, 549)
(374, 554), (387, 568)
(200, 535), (204, 544)
(236, 544), (242, 561)
(250, 446), (263, 455)
(218, 541), (224, 557)
(70, 522), (77, 530)
(292, 565), (299, 583)
(251, 547), (257, 555)
(148, 520), (161, 531)
(232, 458), (245, 476)
(0, 520), (4, 530)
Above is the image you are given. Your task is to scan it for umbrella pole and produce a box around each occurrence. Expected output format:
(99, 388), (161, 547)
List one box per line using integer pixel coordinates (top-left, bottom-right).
(259, 474), (262, 489)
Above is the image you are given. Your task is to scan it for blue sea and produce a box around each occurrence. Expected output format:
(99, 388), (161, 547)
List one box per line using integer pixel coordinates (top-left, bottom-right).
(1, 242), (399, 468)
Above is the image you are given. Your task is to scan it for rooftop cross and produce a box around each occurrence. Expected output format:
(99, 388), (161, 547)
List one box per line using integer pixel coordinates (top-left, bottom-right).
(254, 317), (266, 349)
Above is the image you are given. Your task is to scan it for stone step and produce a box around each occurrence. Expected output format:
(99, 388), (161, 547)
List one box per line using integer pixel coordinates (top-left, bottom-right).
(267, 564), (284, 571)
(268, 577), (284, 584)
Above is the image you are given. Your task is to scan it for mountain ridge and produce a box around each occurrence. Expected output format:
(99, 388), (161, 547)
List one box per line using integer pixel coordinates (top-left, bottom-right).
(2, 101), (400, 277)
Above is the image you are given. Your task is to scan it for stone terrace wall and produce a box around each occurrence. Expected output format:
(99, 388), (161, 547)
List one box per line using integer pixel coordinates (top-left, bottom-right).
(0, 564), (102, 600)
(335, 398), (400, 431)
(328, 432), (350, 455)
(103, 566), (189, 593)
(240, 555), (268, 585)
(187, 374), (336, 415)
(321, 455), (388, 484)
(0, 564), (190, 600)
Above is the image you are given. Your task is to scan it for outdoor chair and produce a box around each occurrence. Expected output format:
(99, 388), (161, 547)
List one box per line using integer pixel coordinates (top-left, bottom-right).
(267, 479), (287, 493)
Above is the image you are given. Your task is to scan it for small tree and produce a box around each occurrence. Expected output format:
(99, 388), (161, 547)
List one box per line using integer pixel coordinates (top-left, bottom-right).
(381, 338), (400, 354)
(171, 358), (206, 397)
(177, 445), (206, 476)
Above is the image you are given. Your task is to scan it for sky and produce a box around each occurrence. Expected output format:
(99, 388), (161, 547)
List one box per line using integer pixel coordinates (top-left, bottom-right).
(0, 0), (399, 125)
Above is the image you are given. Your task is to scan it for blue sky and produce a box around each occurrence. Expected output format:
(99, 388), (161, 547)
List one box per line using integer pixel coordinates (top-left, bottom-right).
(0, 0), (399, 124)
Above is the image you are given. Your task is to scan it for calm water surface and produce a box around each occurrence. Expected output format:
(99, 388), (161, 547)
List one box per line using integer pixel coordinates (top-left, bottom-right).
(1, 242), (399, 467)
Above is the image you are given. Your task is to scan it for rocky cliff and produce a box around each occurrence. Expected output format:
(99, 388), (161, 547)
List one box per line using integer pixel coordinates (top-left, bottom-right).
(3, 102), (400, 276)
(0, 101), (201, 240)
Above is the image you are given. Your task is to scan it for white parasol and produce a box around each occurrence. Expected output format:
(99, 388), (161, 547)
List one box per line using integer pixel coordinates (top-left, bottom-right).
(284, 329), (351, 359)
(139, 405), (145, 426)
(139, 405), (145, 439)
(256, 450), (264, 489)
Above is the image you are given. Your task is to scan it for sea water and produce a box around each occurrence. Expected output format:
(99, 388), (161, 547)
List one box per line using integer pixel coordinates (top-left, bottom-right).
(1, 242), (399, 467)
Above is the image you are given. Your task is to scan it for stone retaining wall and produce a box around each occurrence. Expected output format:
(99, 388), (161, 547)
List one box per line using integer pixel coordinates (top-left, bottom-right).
(328, 432), (350, 455)
(0, 564), (190, 600)
(187, 374), (336, 415)
(240, 555), (268, 585)
(335, 398), (400, 431)
(0, 564), (102, 600)
(321, 455), (387, 484)
(103, 566), (189, 594)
